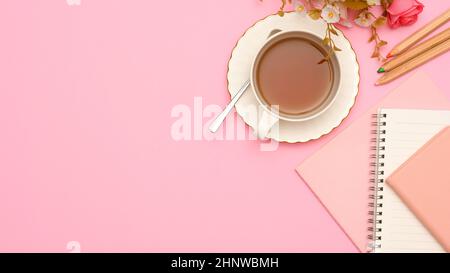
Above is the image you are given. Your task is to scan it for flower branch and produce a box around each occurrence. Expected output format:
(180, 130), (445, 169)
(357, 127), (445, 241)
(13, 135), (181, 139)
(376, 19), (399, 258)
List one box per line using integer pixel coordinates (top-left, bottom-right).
(276, 0), (424, 61)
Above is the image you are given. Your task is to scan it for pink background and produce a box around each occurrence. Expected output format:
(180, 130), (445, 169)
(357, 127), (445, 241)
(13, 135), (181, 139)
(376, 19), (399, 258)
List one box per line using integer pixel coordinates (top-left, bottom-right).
(0, 1), (449, 252)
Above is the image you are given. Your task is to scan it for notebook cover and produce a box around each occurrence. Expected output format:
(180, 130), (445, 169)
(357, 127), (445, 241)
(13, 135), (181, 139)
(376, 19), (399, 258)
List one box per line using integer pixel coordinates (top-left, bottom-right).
(387, 127), (450, 252)
(296, 72), (450, 252)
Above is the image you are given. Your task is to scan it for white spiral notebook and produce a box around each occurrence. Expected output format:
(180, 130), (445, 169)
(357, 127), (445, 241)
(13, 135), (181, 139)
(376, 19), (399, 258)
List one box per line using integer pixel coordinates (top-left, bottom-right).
(370, 108), (450, 253)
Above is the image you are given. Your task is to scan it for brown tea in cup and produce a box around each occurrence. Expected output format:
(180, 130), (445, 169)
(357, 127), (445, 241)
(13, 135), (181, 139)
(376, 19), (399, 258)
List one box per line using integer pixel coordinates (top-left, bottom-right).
(253, 31), (339, 120)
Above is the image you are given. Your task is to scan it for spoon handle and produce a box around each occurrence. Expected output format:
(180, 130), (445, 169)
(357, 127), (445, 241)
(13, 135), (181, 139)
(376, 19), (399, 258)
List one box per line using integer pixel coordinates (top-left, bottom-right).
(209, 80), (251, 133)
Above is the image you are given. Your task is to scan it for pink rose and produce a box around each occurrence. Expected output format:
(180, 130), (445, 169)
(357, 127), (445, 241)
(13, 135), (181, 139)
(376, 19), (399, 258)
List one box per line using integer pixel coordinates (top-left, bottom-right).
(387, 0), (424, 29)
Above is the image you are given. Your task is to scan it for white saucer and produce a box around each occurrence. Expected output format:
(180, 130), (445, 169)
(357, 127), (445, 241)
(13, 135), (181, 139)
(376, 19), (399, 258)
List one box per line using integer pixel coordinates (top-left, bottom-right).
(228, 12), (359, 143)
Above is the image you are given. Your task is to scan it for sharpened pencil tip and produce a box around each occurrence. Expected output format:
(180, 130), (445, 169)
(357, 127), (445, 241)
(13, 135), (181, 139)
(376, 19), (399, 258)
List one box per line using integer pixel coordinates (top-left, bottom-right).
(386, 53), (393, 58)
(377, 67), (385, 73)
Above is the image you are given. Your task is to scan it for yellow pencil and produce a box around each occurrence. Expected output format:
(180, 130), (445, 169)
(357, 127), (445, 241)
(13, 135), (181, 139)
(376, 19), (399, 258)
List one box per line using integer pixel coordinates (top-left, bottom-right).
(379, 28), (450, 73)
(387, 8), (450, 58)
(376, 39), (450, 86)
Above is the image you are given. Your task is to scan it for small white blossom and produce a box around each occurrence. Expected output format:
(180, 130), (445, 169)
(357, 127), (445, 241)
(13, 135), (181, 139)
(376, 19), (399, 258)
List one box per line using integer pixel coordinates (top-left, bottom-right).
(354, 12), (373, 27)
(321, 5), (340, 24)
(293, 0), (307, 14)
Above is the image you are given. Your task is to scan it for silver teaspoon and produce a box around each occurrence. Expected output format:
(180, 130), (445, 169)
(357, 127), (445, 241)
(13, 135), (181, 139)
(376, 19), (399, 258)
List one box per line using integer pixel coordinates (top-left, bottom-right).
(209, 79), (250, 133)
(208, 29), (282, 133)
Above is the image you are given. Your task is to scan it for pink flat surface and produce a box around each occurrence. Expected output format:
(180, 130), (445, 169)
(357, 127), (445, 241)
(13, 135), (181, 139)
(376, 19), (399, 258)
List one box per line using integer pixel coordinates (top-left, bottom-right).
(0, 1), (449, 252)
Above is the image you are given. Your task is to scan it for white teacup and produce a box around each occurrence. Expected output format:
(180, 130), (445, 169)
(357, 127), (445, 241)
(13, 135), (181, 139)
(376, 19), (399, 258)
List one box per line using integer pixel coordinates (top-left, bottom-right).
(250, 30), (341, 139)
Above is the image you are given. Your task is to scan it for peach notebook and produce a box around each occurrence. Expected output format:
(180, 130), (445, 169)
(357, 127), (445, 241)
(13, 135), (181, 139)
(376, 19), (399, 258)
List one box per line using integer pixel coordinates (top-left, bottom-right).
(296, 72), (450, 252)
(387, 126), (450, 253)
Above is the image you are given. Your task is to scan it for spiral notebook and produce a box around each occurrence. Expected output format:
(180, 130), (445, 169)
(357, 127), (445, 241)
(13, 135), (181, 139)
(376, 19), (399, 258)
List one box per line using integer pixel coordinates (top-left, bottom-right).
(296, 72), (450, 252)
(371, 109), (450, 253)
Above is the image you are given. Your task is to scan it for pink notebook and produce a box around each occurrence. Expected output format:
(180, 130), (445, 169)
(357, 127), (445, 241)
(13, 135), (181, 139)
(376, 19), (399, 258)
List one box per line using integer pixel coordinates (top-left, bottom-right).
(296, 72), (450, 252)
(388, 127), (450, 252)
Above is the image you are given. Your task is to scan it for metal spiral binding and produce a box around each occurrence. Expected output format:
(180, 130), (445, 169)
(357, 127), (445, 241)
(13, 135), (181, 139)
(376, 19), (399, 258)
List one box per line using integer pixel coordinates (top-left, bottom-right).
(367, 113), (387, 252)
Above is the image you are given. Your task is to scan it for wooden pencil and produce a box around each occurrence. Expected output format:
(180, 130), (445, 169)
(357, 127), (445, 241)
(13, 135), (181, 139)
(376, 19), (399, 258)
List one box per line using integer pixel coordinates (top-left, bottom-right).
(387, 8), (450, 58)
(379, 28), (450, 73)
(376, 39), (450, 86)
